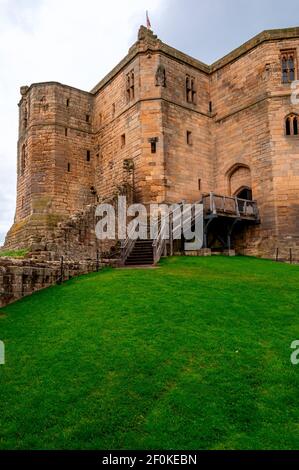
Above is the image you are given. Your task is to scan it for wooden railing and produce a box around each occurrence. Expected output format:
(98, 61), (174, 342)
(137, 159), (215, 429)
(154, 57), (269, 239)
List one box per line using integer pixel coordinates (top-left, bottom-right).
(152, 218), (167, 265)
(120, 223), (137, 266)
(152, 202), (185, 265)
(202, 193), (259, 220)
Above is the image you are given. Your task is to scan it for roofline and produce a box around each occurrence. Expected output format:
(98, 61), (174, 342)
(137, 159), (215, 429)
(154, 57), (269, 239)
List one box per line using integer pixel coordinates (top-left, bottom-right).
(90, 47), (210, 95)
(91, 26), (299, 95)
(19, 81), (92, 102)
(21, 27), (299, 99)
(211, 27), (299, 71)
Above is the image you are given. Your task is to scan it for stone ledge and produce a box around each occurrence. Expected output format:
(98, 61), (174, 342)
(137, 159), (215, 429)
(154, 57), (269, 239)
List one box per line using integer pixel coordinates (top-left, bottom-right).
(184, 249), (212, 257)
(0, 257), (115, 308)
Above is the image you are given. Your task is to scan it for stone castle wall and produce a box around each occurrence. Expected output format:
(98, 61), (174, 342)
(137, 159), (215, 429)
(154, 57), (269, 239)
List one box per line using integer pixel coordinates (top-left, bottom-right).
(4, 26), (299, 260)
(5, 82), (96, 250)
(93, 55), (142, 202)
(160, 53), (213, 203)
(210, 37), (299, 257)
(0, 257), (110, 308)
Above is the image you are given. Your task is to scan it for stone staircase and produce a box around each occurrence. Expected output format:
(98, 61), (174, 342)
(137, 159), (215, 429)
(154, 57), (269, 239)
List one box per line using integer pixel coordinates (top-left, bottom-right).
(125, 239), (154, 266)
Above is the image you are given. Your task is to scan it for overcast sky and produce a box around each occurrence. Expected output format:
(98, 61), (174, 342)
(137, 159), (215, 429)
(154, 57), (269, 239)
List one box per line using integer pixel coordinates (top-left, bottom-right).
(0, 0), (298, 245)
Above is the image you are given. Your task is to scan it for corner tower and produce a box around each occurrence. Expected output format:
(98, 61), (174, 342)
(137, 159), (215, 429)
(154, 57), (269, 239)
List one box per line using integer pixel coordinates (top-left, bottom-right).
(5, 82), (95, 249)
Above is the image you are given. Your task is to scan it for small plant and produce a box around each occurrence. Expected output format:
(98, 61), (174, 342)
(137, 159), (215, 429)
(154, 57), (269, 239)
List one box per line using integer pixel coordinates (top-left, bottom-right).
(0, 249), (29, 258)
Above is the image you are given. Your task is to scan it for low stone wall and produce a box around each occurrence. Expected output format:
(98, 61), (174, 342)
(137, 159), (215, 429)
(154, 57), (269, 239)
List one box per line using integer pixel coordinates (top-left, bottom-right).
(0, 257), (117, 308)
(4, 203), (117, 262)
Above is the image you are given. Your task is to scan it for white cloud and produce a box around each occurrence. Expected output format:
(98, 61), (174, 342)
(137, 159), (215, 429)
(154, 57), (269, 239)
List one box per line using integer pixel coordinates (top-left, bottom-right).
(0, 0), (164, 245)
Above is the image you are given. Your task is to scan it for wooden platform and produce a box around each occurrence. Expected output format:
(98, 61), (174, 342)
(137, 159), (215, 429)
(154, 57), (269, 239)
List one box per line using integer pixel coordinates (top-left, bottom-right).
(202, 193), (260, 222)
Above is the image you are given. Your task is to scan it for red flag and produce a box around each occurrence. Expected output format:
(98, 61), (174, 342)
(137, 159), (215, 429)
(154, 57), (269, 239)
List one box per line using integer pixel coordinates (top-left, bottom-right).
(146, 11), (151, 30)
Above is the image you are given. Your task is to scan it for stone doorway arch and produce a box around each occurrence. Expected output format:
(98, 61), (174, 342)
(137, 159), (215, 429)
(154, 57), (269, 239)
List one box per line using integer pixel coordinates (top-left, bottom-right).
(234, 186), (253, 200)
(226, 163), (252, 197)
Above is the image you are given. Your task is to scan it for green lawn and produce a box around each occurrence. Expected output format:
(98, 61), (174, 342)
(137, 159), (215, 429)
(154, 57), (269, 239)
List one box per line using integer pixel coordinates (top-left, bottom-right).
(0, 256), (299, 450)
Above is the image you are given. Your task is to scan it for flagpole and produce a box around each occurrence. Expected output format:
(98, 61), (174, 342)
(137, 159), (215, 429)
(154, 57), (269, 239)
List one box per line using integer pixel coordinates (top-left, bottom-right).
(146, 10), (152, 30)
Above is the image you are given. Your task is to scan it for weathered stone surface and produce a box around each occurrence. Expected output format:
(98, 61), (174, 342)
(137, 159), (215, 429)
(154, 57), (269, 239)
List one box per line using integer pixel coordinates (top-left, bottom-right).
(185, 249), (212, 257)
(0, 257), (111, 308)
(3, 25), (299, 262)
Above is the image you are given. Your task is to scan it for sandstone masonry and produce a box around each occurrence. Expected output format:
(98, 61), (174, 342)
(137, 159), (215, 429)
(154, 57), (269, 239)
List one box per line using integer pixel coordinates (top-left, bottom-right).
(3, 26), (299, 260)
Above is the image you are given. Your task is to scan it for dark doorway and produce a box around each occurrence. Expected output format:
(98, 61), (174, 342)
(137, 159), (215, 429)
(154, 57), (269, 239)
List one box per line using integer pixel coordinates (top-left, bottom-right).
(236, 187), (252, 200)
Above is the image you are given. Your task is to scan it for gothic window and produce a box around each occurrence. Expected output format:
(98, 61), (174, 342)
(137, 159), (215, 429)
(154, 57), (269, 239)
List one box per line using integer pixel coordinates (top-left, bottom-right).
(155, 65), (166, 87)
(285, 114), (299, 136)
(187, 131), (193, 145)
(294, 117), (298, 135)
(21, 144), (26, 175)
(23, 104), (28, 129)
(186, 75), (196, 104)
(121, 134), (126, 148)
(281, 51), (296, 83)
(186, 76), (191, 102)
(126, 74), (131, 101)
(86, 150), (91, 162)
(126, 70), (135, 102)
(286, 116), (291, 135)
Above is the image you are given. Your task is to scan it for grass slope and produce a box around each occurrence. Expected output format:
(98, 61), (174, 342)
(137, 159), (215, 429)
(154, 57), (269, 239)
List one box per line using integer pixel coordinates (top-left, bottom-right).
(0, 256), (299, 450)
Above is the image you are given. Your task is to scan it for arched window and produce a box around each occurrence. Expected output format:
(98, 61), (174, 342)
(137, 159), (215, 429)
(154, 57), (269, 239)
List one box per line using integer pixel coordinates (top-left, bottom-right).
(126, 69), (135, 102)
(21, 144), (26, 175)
(294, 117), (298, 135)
(281, 51), (296, 83)
(186, 75), (196, 104)
(282, 55), (288, 83)
(286, 116), (291, 136)
(285, 114), (299, 136)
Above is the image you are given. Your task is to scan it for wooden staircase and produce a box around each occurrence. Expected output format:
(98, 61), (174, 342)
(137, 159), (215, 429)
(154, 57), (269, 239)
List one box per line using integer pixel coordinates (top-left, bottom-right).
(120, 194), (260, 266)
(125, 239), (154, 266)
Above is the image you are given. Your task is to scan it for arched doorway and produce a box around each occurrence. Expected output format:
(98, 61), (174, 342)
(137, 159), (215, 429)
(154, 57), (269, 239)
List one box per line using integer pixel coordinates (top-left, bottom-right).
(227, 163), (252, 197)
(235, 186), (253, 200)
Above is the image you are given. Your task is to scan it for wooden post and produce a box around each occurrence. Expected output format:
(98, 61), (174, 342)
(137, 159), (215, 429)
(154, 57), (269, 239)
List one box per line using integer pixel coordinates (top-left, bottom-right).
(170, 212), (174, 257)
(227, 234), (231, 251)
(203, 231), (207, 249)
(96, 250), (100, 272)
(210, 192), (216, 215)
(235, 196), (240, 217)
(163, 241), (167, 257)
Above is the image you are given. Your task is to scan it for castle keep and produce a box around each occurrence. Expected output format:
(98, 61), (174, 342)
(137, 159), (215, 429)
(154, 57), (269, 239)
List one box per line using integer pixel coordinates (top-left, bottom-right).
(4, 26), (299, 261)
